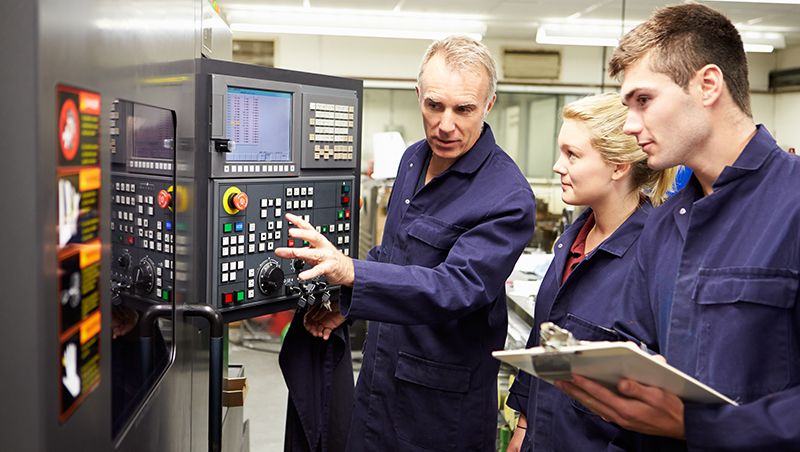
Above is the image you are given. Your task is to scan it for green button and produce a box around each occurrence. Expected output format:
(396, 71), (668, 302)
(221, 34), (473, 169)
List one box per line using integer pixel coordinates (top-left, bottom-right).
(236, 291), (245, 302)
(303, 240), (309, 246)
(337, 211), (344, 220)
(223, 223), (233, 233)
(322, 226), (328, 233)
(162, 290), (169, 301)
(342, 185), (350, 193)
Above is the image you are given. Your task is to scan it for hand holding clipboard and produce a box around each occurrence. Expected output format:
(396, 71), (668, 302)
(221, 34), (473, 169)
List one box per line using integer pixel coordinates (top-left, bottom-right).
(493, 322), (737, 406)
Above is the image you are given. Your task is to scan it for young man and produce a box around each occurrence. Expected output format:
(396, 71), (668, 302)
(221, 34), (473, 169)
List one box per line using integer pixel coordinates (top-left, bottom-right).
(276, 36), (535, 451)
(556, 4), (800, 450)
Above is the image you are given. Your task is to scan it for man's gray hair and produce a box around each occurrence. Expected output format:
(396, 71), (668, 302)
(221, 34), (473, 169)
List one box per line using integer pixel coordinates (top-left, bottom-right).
(417, 35), (498, 107)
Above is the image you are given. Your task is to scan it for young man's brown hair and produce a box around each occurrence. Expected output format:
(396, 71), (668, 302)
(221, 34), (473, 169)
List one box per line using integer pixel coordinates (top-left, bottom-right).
(609, 3), (752, 117)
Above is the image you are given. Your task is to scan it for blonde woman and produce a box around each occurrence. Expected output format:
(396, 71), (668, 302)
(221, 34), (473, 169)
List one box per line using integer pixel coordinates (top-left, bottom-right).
(505, 92), (676, 452)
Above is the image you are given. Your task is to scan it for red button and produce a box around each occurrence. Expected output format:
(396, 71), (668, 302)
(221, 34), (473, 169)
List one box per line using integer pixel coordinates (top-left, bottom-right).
(224, 293), (233, 304)
(157, 189), (172, 209)
(342, 196), (350, 205)
(228, 191), (248, 211)
(345, 210), (351, 219)
(288, 239), (295, 247)
(127, 235), (135, 245)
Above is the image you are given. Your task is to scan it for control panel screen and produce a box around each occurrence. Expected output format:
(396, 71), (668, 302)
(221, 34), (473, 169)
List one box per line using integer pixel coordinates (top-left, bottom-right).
(132, 104), (174, 160)
(226, 87), (292, 163)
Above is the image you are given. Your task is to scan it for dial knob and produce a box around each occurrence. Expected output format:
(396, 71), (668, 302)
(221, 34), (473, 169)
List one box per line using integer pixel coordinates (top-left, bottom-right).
(117, 252), (131, 269)
(133, 257), (155, 294)
(257, 260), (284, 296)
(157, 189), (172, 209)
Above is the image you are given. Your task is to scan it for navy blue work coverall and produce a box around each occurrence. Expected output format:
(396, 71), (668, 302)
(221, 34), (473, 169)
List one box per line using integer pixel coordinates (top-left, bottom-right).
(340, 124), (536, 451)
(507, 205), (662, 451)
(618, 126), (800, 451)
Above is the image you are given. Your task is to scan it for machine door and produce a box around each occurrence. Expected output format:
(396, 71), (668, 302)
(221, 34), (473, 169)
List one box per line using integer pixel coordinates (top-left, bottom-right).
(109, 99), (181, 445)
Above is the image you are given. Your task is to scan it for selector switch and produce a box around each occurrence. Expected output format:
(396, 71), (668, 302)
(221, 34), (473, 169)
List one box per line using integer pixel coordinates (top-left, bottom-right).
(117, 252), (131, 269)
(133, 257), (156, 295)
(257, 259), (285, 296)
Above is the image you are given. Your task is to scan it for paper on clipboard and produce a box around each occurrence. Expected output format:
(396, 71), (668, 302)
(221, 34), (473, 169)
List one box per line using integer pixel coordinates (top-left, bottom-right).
(493, 327), (737, 406)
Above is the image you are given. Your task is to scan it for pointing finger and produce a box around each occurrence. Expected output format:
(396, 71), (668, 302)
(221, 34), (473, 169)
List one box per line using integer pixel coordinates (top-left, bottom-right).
(288, 228), (328, 248)
(285, 213), (314, 231)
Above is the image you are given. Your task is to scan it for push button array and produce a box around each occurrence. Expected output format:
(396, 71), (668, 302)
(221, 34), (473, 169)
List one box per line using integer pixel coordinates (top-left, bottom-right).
(309, 103), (355, 161)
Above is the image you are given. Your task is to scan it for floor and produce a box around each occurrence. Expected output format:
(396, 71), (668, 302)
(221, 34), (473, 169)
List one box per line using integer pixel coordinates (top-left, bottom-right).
(229, 321), (289, 452)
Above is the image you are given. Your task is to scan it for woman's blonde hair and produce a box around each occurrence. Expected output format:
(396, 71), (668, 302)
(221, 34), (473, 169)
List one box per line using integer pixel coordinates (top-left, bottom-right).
(562, 92), (677, 206)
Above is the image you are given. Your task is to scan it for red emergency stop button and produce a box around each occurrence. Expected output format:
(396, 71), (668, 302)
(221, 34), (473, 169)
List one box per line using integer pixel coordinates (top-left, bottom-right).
(229, 191), (248, 211)
(158, 189), (172, 209)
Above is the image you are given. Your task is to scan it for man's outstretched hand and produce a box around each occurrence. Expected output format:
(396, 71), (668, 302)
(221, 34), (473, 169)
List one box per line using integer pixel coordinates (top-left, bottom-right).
(274, 213), (355, 287)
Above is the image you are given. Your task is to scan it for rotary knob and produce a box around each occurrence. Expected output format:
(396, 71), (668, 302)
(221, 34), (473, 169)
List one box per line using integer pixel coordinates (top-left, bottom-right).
(257, 259), (284, 296)
(117, 252), (131, 269)
(133, 257), (155, 295)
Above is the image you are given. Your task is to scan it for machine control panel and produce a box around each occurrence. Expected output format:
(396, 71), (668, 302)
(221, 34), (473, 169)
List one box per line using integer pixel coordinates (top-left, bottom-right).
(212, 178), (353, 309)
(201, 59), (361, 317)
(110, 99), (175, 304)
(111, 176), (175, 302)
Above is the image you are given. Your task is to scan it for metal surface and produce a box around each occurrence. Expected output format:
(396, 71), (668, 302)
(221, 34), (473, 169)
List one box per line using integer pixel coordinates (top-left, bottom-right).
(0, 0), (203, 451)
(2, 2), (364, 451)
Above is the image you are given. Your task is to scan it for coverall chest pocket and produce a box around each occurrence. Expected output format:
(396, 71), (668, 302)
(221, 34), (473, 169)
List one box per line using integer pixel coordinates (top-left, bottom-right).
(562, 314), (622, 417)
(393, 352), (471, 451)
(405, 215), (467, 268)
(691, 267), (798, 399)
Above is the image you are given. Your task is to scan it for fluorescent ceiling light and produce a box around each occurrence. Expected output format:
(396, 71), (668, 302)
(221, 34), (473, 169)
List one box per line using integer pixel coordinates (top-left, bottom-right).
(227, 7), (486, 41)
(536, 23), (626, 47)
(536, 22), (786, 53)
(743, 43), (775, 52)
(231, 23), (483, 41)
(703, 0), (800, 4)
(740, 30), (786, 51)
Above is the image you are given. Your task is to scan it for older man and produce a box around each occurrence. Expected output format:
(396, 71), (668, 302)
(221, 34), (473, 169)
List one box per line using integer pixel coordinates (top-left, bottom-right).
(276, 36), (535, 451)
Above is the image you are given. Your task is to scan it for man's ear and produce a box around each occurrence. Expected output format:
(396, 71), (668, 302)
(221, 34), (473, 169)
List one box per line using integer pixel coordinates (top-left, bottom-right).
(485, 93), (497, 114)
(697, 64), (724, 107)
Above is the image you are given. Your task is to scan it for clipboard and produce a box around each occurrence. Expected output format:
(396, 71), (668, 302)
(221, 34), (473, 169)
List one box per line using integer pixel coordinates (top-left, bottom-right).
(493, 323), (737, 406)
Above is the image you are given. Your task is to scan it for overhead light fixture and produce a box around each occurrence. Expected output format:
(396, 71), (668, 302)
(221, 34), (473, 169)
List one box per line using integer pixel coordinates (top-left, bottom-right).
(703, 0), (800, 5)
(743, 43), (775, 52)
(227, 7), (486, 41)
(536, 23), (624, 47)
(536, 21), (786, 53)
(740, 30), (786, 52)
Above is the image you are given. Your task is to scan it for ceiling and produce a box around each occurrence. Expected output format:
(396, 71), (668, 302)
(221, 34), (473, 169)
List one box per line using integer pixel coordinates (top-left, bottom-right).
(218, 0), (800, 47)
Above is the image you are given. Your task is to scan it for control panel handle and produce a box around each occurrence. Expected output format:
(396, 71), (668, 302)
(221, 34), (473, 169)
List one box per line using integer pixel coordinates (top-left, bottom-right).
(213, 139), (236, 153)
(141, 304), (224, 452)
